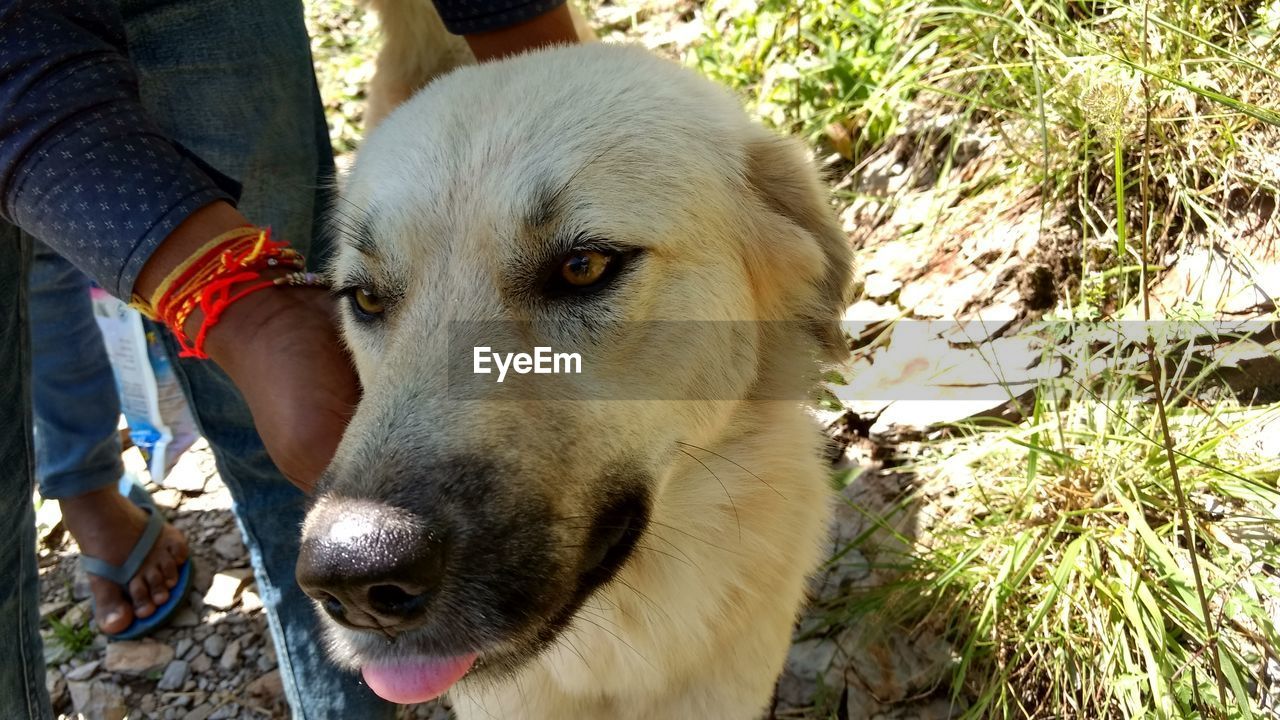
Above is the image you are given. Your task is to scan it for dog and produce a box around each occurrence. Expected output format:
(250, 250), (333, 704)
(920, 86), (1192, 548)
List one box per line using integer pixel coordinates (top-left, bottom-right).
(361, 0), (595, 128)
(295, 42), (853, 719)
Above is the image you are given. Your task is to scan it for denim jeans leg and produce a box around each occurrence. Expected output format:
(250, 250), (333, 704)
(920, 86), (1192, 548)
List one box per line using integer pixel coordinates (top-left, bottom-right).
(27, 240), (126, 500)
(118, 0), (393, 716)
(0, 228), (54, 720)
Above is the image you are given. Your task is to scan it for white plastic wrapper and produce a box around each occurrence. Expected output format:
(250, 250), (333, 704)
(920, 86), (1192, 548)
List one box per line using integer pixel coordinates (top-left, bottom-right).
(89, 287), (199, 482)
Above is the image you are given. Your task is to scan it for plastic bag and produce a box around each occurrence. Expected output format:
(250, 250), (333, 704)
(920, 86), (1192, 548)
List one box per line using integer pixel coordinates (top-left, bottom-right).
(89, 287), (199, 481)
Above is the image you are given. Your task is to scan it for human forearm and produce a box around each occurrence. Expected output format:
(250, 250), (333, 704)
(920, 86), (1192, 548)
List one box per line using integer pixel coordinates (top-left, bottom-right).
(0, 0), (233, 299)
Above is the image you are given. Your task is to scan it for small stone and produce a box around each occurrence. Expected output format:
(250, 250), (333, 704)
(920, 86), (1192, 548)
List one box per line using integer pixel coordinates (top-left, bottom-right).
(171, 606), (200, 628)
(72, 565), (92, 601)
(181, 703), (215, 720)
(183, 641), (202, 661)
(213, 530), (245, 561)
(174, 638), (194, 659)
(189, 653), (212, 674)
(42, 634), (73, 666)
(64, 660), (100, 681)
(151, 487), (184, 509)
(157, 659), (190, 691)
(39, 600), (71, 619)
(202, 634), (226, 658)
(68, 679), (127, 720)
(103, 639), (174, 675)
(255, 653), (276, 673)
(203, 569), (252, 610)
(247, 669), (283, 704)
(141, 694), (157, 713)
(239, 588), (263, 613)
(208, 704), (238, 720)
(219, 638), (241, 671)
(61, 600), (92, 629)
(46, 669), (67, 708)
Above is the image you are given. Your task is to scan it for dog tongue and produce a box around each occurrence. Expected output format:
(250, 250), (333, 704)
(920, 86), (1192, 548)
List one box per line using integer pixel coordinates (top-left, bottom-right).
(362, 654), (478, 704)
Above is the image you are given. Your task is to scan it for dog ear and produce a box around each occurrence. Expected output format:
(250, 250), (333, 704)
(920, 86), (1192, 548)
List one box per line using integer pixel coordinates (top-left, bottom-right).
(742, 132), (855, 361)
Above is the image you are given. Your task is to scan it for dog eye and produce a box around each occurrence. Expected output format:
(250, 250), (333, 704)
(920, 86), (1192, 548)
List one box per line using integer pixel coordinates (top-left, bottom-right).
(545, 248), (629, 296)
(561, 250), (611, 286)
(349, 287), (386, 319)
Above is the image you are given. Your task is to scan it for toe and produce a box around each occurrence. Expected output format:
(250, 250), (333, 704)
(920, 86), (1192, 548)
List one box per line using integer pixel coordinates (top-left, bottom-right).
(158, 553), (179, 589)
(163, 526), (190, 565)
(129, 576), (157, 619)
(89, 575), (134, 635)
(144, 566), (170, 606)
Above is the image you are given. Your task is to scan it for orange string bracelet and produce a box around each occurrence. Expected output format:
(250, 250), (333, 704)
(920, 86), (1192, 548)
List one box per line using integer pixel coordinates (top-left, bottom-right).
(146, 227), (325, 359)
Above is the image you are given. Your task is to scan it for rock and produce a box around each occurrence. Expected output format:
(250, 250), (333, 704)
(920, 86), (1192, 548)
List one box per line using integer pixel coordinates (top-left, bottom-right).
(174, 638), (194, 659)
(203, 633), (226, 658)
(247, 669), (283, 704)
(255, 652), (277, 673)
(181, 703), (216, 720)
(777, 638), (840, 709)
(39, 600), (71, 619)
(218, 638), (241, 671)
(171, 605), (200, 628)
(103, 639), (174, 675)
(68, 680), (127, 720)
(42, 633), (73, 666)
(46, 669), (67, 708)
(164, 438), (215, 493)
(213, 530), (246, 561)
(208, 704), (239, 720)
(189, 653), (212, 674)
(64, 660), (100, 681)
(72, 565), (92, 601)
(62, 600), (92, 629)
(239, 588), (263, 613)
(157, 659), (190, 691)
(151, 488), (184, 509)
(203, 569), (252, 610)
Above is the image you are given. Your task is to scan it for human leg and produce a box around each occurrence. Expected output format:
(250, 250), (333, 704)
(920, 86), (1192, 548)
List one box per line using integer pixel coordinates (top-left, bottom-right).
(0, 227), (53, 720)
(27, 240), (191, 634)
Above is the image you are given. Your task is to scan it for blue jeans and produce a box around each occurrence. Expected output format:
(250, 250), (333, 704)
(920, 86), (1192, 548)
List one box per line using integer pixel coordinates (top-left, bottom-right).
(0, 0), (396, 717)
(28, 242), (128, 501)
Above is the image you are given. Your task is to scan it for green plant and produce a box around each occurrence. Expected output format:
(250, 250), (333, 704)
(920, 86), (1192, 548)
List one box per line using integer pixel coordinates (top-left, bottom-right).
(842, 323), (1280, 718)
(47, 615), (95, 657)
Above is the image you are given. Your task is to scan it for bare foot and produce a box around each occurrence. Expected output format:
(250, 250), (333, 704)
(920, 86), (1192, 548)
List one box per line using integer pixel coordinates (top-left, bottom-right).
(60, 486), (190, 635)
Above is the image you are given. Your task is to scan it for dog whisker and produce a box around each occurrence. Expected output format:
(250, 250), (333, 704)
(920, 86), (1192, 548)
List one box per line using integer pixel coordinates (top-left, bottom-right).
(676, 440), (785, 499)
(676, 446), (743, 542)
(571, 612), (655, 671)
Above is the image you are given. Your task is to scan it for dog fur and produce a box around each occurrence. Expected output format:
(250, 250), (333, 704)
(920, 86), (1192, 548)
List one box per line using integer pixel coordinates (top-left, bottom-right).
(362, 0), (595, 128)
(309, 42), (852, 719)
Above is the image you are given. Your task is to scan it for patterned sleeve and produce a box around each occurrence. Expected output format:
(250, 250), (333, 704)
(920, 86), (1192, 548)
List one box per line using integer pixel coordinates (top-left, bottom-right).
(431, 0), (567, 35)
(0, 0), (234, 300)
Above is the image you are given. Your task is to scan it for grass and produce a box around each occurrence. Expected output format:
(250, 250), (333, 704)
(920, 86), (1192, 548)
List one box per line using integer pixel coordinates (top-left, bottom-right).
(690, 1), (1280, 301)
(47, 615), (95, 657)
(690, 0), (1280, 716)
(843, 328), (1280, 718)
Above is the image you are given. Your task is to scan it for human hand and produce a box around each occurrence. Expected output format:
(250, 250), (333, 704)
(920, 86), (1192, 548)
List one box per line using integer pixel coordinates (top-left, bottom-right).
(136, 202), (359, 494)
(199, 285), (358, 493)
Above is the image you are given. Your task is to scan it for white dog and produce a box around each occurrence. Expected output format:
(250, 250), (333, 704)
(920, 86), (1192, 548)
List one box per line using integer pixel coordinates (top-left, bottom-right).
(296, 43), (852, 719)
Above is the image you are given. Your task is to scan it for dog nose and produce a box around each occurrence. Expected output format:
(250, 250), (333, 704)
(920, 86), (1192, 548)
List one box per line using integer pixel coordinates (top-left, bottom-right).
(296, 499), (446, 633)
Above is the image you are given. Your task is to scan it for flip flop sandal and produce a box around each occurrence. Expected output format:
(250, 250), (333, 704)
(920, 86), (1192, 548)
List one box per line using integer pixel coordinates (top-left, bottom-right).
(80, 475), (193, 641)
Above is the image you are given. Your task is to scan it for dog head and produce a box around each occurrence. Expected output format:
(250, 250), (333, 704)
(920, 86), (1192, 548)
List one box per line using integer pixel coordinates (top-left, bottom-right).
(296, 43), (851, 703)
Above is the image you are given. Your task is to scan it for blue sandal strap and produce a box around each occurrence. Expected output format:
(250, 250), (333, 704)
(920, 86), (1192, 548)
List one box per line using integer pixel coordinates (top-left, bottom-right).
(80, 507), (165, 588)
